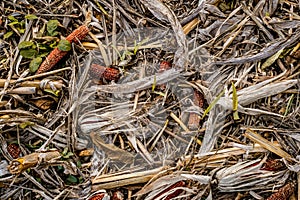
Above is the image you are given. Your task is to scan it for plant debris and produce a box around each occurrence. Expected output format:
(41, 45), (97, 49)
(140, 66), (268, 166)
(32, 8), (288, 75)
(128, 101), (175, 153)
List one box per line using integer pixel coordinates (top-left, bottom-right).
(0, 0), (299, 199)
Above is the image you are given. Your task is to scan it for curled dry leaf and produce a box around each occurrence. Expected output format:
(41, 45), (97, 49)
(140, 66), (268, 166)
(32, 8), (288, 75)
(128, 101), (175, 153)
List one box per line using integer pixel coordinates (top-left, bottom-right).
(30, 98), (55, 110)
(78, 148), (94, 157)
(90, 132), (134, 165)
(152, 181), (186, 200)
(8, 150), (61, 174)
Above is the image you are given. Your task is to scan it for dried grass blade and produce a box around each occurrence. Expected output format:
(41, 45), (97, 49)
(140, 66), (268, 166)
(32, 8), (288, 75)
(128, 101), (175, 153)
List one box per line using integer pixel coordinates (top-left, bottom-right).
(244, 129), (293, 161)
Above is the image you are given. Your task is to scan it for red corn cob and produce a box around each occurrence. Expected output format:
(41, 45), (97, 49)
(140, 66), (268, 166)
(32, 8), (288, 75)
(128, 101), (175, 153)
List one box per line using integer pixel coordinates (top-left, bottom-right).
(188, 90), (204, 129)
(90, 64), (120, 81)
(112, 191), (124, 200)
(159, 60), (171, 72)
(158, 60), (172, 90)
(261, 159), (285, 171)
(66, 24), (89, 43)
(7, 143), (21, 159)
(36, 48), (68, 74)
(36, 25), (89, 74)
(266, 182), (294, 200)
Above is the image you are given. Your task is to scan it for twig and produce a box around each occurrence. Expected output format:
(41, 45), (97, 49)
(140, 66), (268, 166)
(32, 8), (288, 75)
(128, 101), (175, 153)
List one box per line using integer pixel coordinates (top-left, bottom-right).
(0, 79), (64, 89)
(170, 112), (190, 133)
(17, 67), (71, 82)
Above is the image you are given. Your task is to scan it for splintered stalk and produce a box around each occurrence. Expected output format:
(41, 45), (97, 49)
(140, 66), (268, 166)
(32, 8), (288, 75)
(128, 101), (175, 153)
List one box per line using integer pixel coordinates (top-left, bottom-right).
(92, 167), (166, 190)
(36, 25), (89, 74)
(0, 78), (64, 89)
(8, 150), (61, 174)
(7, 87), (36, 94)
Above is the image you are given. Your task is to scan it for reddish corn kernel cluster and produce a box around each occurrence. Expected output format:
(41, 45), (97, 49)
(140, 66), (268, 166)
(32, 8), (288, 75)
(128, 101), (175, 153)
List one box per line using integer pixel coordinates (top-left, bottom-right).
(90, 64), (120, 81)
(7, 143), (21, 159)
(266, 182), (294, 200)
(261, 159), (285, 171)
(157, 60), (172, 90)
(112, 191), (124, 200)
(188, 90), (205, 129)
(159, 61), (172, 72)
(88, 193), (105, 200)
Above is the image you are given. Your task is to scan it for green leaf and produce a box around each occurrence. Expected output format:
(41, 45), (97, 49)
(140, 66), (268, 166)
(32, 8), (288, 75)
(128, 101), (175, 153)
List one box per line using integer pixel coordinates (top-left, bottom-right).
(49, 41), (57, 48)
(66, 175), (78, 184)
(19, 121), (35, 129)
(8, 16), (18, 22)
(20, 49), (37, 59)
(38, 52), (49, 57)
(202, 90), (225, 119)
(29, 57), (42, 73)
(153, 91), (165, 97)
(8, 21), (19, 26)
(17, 27), (25, 34)
(18, 21), (25, 27)
(134, 38), (149, 55)
(18, 41), (34, 49)
(76, 160), (82, 168)
(38, 45), (47, 50)
(4, 31), (13, 39)
(25, 14), (38, 20)
(62, 147), (68, 156)
(261, 49), (284, 70)
(63, 152), (74, 159)
(57, 39), (71, 51)
(152, 75), (156, 91)
(47, 20), (59, 36)
(44, 89), (60, 96)
(284, 94), (294, 117)
(232, 82), (239, 120)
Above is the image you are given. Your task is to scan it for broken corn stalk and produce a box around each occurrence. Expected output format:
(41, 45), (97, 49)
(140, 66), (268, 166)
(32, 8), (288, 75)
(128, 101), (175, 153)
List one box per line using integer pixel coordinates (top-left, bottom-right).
(36, 25), (89, 74)
(8, 150), (61, 174)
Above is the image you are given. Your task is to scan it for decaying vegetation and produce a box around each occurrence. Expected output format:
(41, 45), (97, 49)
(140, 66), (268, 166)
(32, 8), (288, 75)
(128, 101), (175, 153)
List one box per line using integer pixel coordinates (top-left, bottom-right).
(0, 0), (299, 199)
